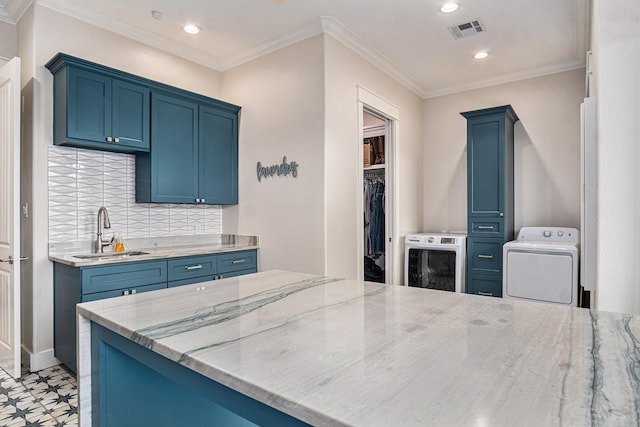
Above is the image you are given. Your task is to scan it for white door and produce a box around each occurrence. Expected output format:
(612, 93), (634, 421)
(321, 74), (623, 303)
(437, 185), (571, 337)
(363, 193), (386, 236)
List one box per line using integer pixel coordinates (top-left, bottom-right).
(0, 57), (22, 379)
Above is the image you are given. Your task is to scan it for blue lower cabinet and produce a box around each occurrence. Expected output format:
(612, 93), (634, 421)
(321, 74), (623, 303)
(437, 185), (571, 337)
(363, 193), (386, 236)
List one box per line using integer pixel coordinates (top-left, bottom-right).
(54, 250), (258, 371)
(467, 238), (503, 275)
(218, 250), (258, 275)
(54, 261), (168, 373)
(168, 254), (217, 282)
(467, 274), (502, 298)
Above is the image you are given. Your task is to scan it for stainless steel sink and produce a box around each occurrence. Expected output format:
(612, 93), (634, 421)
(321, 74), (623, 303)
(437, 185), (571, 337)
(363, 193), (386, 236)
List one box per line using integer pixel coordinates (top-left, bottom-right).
(72, 251), (149, 259)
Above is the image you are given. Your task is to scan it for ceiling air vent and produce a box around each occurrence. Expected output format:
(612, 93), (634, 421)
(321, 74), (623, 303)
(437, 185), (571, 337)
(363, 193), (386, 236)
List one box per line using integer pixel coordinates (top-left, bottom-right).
(448, 18), (486, 39)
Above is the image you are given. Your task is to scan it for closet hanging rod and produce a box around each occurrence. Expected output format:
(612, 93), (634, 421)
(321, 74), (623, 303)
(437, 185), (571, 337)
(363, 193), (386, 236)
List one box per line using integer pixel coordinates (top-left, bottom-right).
(364, 168), (385, 177)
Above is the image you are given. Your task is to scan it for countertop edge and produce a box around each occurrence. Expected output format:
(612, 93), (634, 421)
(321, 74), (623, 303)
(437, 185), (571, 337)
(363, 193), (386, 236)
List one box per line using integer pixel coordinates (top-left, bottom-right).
(50, 245), (259, 267)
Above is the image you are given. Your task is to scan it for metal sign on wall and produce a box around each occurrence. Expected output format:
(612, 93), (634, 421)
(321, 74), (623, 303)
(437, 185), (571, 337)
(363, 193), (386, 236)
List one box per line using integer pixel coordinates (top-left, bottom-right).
(256, 156), (299, 182)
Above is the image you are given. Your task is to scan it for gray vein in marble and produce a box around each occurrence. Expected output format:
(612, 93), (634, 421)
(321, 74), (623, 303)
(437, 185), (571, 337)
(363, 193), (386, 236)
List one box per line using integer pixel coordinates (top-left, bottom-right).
(589, 310), (609, 426)
(622, 315), (640, 424)
(176, 282), (387, 363)
(131, 276), (341, 348)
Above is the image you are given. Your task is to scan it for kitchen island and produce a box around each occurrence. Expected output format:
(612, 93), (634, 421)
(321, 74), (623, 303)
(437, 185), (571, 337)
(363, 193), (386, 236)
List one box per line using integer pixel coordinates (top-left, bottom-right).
(77, 270), (640, 426)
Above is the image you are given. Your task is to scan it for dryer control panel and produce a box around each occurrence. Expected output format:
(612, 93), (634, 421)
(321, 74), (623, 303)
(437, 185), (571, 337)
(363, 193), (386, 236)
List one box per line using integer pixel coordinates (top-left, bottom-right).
(516, 227), (579, 244)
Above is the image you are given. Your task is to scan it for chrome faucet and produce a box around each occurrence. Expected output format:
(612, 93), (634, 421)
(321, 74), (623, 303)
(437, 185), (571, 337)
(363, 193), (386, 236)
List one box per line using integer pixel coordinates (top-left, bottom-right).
(95, 207), (114, 253)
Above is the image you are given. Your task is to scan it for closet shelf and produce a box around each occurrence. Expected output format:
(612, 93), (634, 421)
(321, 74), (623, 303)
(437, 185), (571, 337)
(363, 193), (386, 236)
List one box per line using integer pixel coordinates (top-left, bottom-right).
(364, 164), (385, 170)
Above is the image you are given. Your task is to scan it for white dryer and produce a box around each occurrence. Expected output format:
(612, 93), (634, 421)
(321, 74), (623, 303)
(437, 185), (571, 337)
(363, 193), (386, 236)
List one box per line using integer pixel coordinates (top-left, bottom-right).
(503, 227), (579, 306)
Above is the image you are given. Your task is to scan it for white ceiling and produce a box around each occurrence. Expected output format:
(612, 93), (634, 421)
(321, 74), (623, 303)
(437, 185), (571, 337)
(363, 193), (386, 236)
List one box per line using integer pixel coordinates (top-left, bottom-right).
(1, 0), (588, 98)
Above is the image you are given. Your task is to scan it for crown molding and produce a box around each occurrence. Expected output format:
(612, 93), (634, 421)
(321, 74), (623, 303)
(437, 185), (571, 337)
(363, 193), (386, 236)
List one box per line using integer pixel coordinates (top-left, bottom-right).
(38, 0), (223, 70)
(320, 16), (424, 97)
(219, 19), (323, 70)
(422, 59), (585, 99)
(0, 0), (31, 24)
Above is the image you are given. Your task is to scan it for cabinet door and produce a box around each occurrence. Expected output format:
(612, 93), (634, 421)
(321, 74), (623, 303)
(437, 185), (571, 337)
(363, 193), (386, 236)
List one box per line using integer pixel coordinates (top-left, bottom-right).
(467, 238), (503, 275)
(112, 80), (150, 151)
(151, 93), (199, 203)
(81, 260), (167, 295)
(467, 117), (504, 217)
(217, 250), (257, 275)
(67, 68), (112, 144)
(199, 105), (238, 204)
(467, 274), (502, 297)
(82, 282), (166, 302)
(167, 254), (217, 282)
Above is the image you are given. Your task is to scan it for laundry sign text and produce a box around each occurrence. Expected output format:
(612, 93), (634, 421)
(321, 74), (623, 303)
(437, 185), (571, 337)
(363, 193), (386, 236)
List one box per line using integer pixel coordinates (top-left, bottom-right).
(256, 156), (299, 182)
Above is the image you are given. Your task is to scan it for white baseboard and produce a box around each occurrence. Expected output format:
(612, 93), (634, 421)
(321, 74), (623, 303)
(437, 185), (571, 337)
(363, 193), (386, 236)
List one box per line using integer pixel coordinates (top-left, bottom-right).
(21, 345), (60, 372)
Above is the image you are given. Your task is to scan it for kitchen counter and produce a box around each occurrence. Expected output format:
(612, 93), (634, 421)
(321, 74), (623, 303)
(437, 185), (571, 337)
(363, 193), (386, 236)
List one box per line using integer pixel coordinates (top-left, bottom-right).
(77, 270), (640, 426)
(49, 233), (259, 267)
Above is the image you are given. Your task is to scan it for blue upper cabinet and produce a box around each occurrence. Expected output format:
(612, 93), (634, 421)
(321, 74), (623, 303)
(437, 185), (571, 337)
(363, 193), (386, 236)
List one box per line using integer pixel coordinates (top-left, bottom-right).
(136, 93), (240, 205)
(46, 55), (150, 153)
(147, 93), (199, 203)
(47, 53), (241, 205)
(112, 79), (150, 150)
(199, 105), (238, 204)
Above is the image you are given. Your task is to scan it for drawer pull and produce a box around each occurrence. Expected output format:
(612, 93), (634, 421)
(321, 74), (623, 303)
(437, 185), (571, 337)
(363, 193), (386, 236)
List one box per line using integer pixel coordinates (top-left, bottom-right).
(230, 259), (246, 265)
(477, 226), (494, 230)
(131, 289), (136, 295)
(123, 290), (129, 296)
(478, 254), (494, 259)
(478, 291), (494, 296)
(185, 265), (203, 270)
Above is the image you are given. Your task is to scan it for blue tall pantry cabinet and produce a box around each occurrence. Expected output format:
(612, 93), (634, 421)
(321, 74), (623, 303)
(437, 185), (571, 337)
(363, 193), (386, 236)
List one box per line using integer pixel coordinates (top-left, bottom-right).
(462, 105), (519, 297)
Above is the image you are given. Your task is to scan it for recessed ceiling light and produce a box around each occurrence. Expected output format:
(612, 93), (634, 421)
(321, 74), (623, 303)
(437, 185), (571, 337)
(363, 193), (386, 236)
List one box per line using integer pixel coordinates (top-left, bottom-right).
(184, 24), (201, 35)
(473, 51), (489, 59)
(440, 3), (459, 13)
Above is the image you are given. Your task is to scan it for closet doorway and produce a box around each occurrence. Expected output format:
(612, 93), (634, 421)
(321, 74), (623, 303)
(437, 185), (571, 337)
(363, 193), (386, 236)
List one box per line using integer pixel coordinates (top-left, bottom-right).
(358, 87), (397, 285)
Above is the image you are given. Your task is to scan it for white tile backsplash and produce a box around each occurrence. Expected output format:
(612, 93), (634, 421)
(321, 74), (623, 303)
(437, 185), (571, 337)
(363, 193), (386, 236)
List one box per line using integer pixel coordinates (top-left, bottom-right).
(48, 146), (223, 243)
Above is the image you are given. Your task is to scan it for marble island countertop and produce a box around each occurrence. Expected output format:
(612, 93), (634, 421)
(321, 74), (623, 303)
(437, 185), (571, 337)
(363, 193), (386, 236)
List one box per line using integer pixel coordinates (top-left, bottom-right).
(77, 270), (640, 426)
(49, 234), (259, 267)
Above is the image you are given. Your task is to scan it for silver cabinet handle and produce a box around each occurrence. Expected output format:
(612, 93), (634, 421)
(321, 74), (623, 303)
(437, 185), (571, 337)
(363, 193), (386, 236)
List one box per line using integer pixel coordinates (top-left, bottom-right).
(230, 259), (246, 264)
(0, 256), (29, 264)
(123, 290), (129, 296)
(195, 198), (201, 203)
(478, 254), (494, 259)
(185, 265), (203, 270)
(131, 289), (136, 294)
(478, 226), (494, 230)
(201, 198), (205, 203)
(114, 137), (120, 143)
(499, 212), (504, 217)
(478, 291), (493, 296)
(106, 136), (113, 142)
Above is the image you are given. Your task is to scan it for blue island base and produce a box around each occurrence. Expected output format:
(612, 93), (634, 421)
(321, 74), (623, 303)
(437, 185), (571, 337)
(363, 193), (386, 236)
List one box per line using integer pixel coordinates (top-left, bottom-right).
(91, 323), (309, 427)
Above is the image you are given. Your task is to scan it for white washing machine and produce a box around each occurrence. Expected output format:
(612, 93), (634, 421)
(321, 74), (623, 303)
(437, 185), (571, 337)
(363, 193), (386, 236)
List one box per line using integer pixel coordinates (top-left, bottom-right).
(503, 227), (579, 306)
(405, 233), (466, 292)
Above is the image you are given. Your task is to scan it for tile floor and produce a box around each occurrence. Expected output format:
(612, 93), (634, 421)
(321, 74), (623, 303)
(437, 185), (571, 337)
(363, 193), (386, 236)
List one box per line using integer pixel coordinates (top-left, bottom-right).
(0, 365), (78, 427)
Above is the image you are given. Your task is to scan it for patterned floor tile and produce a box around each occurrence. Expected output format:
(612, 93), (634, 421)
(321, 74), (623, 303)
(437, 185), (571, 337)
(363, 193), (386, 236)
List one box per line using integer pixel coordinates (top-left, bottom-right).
(0, 365), (78, 427)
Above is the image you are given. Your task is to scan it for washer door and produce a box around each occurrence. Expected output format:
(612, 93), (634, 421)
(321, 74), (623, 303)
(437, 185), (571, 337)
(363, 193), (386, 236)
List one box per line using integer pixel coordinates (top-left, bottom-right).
(505, 250), (575, 305)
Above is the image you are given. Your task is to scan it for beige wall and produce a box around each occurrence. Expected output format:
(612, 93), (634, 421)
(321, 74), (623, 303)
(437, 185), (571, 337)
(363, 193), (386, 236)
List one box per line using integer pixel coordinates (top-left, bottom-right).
(221, 35), (326, 275)
(423, 69), (585, 235)
(593, 0), (640, 314)
(0, 20), (17, 61)
(324, 35), (424, 284)
(18, 4), (223, 370)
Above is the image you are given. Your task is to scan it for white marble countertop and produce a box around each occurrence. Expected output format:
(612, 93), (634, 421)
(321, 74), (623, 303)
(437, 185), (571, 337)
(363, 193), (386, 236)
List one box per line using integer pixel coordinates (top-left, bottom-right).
(49, 234), (259, 267)
(76, 270), (640, 426)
